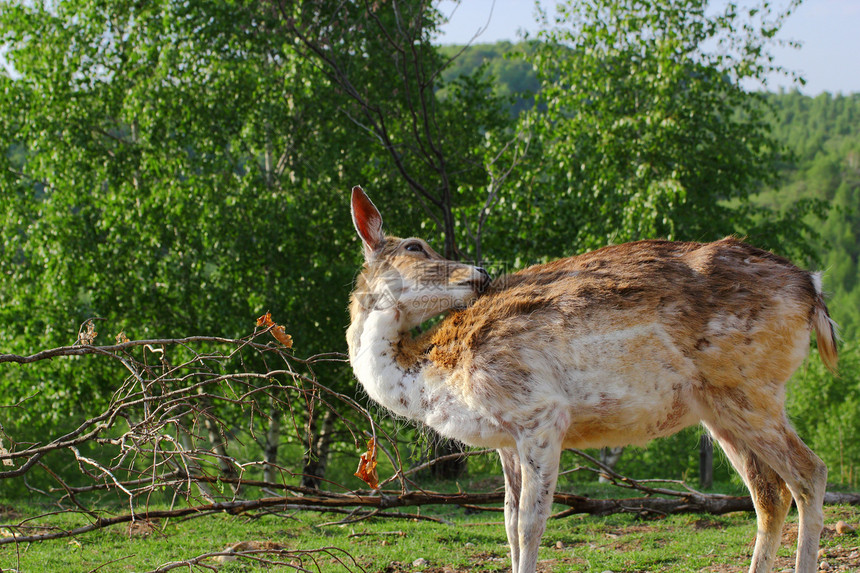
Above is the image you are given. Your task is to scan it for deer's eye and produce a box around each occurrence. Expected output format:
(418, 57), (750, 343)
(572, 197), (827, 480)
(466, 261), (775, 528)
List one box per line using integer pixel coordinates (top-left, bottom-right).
(404, 242), (425, 254)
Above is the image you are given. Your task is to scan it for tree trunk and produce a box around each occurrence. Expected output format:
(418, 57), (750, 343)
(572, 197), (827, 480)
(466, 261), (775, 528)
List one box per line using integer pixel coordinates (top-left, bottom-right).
(598, 447), (625, 484)
(429, 436), (468, 480)
(263, 397), (281, 484)
(699, 433), (714, 489)
(197, 387), (241, 494)
(174, 423), (216, 502)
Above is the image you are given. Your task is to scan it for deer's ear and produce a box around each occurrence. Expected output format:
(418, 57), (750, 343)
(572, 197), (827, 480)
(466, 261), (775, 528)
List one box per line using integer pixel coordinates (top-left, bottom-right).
(351, 186), (384, 257)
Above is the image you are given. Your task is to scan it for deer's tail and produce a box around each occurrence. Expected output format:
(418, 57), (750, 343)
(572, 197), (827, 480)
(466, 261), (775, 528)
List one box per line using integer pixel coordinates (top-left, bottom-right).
(812, 273), (839, 375)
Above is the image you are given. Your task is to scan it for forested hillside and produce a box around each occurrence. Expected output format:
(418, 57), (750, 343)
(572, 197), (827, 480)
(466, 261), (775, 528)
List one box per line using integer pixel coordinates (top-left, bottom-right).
(763, 92), (860, 339)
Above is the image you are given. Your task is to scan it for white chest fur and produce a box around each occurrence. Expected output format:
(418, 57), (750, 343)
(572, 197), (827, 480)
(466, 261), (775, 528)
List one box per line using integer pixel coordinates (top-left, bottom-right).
(348, 308), (511, 447)
(348, 309), (423, 420)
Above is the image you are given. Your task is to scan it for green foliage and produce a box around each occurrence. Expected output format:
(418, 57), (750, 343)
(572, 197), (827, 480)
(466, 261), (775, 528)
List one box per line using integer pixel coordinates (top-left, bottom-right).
(0, 0), (389, 480)
(787, 343), (860, 488)
(0, 0), (519, 488)
(510, 0), (818, 261)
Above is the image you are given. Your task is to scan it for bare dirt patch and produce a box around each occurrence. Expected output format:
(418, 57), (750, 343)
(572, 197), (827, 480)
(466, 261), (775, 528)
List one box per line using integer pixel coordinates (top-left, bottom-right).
(0, 505), (21, 521)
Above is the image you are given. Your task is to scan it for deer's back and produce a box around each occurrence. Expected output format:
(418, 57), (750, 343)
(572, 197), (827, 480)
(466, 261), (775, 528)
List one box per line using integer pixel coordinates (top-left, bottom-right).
(439, 237), (816, 343)
(424, 238), (818, 441)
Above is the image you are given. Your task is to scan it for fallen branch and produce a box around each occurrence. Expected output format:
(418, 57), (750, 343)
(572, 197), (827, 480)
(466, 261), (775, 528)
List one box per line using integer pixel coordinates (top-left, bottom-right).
(5, 486), (859, 545)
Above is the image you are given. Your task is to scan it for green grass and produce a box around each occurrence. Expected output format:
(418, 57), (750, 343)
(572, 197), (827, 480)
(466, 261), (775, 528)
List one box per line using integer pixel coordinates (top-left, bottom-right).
(2, 497), (858, 572)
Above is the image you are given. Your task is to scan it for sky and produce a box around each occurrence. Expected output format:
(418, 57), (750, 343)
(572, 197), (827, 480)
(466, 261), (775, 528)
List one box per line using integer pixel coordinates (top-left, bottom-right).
(435, 0), (860, 96)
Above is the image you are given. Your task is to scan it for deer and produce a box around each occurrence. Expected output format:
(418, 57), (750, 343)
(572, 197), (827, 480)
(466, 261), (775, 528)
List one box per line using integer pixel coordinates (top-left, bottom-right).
(346, 185), (838, 573)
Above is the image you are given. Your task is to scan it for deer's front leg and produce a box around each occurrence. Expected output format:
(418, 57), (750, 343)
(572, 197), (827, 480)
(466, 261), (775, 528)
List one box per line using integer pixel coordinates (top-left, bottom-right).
(498, 448), (522, 572)
(515, 431), (563, 573)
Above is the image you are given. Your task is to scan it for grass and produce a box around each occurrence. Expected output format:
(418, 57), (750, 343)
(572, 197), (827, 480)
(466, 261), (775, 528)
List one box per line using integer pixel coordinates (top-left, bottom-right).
(1, 495), (858, 573)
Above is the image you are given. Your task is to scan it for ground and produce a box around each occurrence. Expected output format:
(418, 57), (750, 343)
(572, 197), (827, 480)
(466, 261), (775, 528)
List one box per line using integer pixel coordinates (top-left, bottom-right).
(371, 506), (860, 573)
(0, 501), (858, 572)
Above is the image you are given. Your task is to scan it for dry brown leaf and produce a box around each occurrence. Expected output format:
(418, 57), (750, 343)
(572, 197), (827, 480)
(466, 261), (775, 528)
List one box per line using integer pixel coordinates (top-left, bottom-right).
(255, 312), (293, 348)
(215, 540), (287, 563)
(270, 325), (293, 348)
(354, 437), (379, 489)
(115, 330), (130, 344)
(78, 319), (98, 345)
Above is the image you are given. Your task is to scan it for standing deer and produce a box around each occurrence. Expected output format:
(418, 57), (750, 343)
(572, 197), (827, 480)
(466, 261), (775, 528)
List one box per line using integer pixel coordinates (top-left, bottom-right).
(346, 186), (837, 573)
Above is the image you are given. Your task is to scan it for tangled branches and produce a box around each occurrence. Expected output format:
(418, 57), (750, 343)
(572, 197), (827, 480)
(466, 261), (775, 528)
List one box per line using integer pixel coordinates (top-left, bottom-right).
(0, 328), (395, 570)
(0, 333), (367, 497)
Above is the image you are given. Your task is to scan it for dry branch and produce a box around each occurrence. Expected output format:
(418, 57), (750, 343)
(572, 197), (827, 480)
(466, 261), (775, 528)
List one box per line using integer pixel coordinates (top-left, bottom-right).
(145, 545), (365, 573)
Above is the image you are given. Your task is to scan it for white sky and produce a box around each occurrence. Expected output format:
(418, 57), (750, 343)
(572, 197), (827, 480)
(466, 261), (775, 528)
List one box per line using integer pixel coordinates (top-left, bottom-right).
(435, 0), (860, 96)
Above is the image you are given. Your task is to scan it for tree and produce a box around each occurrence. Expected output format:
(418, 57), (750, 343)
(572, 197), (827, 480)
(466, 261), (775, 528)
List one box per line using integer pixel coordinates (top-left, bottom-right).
(494, 0), (818, 260)
(0, 0), (367, 488)
(261, 0), (521, 477)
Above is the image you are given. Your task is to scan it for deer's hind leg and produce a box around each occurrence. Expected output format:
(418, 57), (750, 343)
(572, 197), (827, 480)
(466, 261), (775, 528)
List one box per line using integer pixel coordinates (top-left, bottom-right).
(705, 415), (826, 573)
(499, 448), (522, 573)
(705, 423), (793, 572)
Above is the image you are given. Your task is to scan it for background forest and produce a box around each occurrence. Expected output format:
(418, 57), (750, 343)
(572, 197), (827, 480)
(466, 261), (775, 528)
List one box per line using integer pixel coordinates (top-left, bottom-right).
(1, 0), (858, 505)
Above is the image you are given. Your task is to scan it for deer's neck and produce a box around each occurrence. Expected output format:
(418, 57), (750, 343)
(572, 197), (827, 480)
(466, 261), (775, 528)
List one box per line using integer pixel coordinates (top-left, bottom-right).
(347, 307), (432, 420)
(348, 305), (515, 449)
